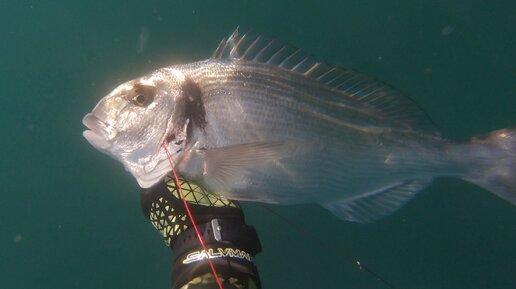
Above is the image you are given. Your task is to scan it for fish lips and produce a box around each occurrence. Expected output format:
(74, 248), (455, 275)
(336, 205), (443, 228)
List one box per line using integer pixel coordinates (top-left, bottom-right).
(82, 113), (117, 150)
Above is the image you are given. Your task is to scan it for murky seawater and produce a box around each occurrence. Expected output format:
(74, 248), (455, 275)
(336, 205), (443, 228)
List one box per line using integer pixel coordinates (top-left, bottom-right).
(1, 1), (514, 288)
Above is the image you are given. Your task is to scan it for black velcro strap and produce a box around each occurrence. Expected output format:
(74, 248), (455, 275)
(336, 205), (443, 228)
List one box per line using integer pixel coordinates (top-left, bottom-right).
(173, 218), (262, 258)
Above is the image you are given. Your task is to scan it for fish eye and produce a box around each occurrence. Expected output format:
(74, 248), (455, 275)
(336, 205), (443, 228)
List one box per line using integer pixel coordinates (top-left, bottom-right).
(133, 94), (148, 106)
(131, 83), (156, 107)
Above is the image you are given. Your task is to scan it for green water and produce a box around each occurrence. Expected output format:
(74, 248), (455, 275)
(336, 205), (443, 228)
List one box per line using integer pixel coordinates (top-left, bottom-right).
(1, 1), (514, 288)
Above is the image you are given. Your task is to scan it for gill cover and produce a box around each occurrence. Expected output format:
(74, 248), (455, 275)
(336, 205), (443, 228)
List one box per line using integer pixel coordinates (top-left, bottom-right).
(83, 70), (189, 188)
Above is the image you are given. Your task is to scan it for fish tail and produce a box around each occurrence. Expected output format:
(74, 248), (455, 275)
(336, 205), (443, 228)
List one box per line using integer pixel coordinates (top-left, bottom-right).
(461, 127), (516, 205)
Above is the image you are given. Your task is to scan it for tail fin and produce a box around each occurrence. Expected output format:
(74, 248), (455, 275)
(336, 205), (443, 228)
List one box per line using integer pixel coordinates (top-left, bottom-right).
(463, 128), (516, 205)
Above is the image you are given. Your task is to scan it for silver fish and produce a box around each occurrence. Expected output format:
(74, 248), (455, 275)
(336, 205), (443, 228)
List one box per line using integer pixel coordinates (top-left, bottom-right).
(83, 30), (515, 223)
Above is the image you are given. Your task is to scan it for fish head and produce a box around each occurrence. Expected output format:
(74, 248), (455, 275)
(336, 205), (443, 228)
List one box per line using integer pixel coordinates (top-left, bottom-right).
(82, 68), (190, 188)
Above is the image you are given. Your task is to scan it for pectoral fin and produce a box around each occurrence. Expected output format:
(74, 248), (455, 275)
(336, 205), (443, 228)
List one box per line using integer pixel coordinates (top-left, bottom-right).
(201, 141), (308, 192)
(321, 180), (430, 223)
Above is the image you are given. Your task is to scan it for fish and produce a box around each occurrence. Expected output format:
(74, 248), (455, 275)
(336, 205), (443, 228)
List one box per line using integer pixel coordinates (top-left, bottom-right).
(83, 30), (516, 223)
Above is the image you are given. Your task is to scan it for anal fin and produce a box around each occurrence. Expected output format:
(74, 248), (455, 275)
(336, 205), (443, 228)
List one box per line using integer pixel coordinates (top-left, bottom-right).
(321, 180), (430, 223)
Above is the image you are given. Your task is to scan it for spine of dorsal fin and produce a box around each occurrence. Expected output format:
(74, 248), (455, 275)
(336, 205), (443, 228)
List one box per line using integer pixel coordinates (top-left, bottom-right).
(211, 29), (440, 134)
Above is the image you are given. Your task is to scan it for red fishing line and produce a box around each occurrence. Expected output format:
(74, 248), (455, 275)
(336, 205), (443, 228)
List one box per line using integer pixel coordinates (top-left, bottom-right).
(161, 143), (224, 289)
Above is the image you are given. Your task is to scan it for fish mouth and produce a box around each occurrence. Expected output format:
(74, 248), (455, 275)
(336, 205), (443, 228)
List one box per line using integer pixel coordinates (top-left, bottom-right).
(82, 113), (115, 150)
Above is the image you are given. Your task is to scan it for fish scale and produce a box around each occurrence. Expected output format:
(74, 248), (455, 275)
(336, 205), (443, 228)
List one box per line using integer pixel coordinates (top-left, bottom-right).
(83, 29), (516, 223)
(187, 67), (435, 203)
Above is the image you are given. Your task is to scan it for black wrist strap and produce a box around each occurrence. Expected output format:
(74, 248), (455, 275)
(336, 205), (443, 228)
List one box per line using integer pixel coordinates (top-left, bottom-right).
(173, 218), (262, 257)
(172, 218), (261, 289)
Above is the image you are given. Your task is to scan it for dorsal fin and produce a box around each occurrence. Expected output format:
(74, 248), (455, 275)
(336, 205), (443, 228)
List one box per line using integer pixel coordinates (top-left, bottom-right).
(212, 29), (440, 134)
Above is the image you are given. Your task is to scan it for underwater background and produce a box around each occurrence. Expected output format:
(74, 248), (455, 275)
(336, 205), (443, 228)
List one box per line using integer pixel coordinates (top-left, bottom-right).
(1, 1), (515, 288)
